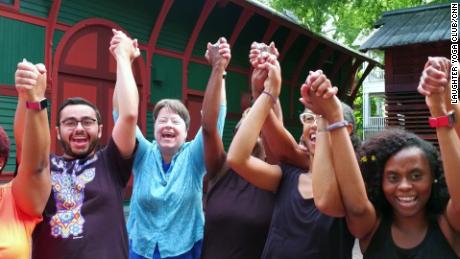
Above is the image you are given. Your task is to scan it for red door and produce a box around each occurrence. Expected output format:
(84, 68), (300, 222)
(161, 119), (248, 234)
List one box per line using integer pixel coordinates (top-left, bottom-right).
(54, 24), (145, 154)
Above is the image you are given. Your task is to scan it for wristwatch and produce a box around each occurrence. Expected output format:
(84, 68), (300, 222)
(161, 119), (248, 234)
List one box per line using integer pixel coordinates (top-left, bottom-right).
(26, 98), (48, 110)
(429, 110), (456, 128)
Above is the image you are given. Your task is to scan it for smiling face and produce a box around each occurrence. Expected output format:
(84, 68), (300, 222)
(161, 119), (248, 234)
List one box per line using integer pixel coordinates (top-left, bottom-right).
(300, 110), (318, 156)
(57, 104), (102, 159)
(382, 146), (433, 219)
(154, 107), (187, 158)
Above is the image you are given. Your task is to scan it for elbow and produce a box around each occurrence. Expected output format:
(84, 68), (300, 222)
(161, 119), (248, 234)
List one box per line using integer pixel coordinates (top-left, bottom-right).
(121, 113), (138, 125)
(201, 115), (217, 135)
(344, 202), (371, 219)
(226, 150), (243, 171)
(314, 196), (346, 218)
(201, 121), (215, 136)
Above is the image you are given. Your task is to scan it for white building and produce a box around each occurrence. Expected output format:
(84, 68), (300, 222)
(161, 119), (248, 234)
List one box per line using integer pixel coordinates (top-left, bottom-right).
(362, 66), (385, 140)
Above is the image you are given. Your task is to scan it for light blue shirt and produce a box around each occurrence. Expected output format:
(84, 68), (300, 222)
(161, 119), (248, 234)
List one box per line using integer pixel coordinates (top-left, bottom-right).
(126, 104), (226, 258)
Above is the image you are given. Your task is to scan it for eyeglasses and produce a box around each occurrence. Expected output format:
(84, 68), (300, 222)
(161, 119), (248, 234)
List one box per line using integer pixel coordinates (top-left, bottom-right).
(60, 117), (98, 129)
(299, 112), (319, 125)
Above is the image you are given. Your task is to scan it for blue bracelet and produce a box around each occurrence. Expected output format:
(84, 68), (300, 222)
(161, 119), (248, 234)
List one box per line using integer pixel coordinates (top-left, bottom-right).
(325, 120), (349, 132)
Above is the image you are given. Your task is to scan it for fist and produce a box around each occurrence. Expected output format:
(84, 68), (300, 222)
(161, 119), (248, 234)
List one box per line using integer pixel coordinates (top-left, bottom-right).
(15, 59), (47, 101)
(109, 29), (140, 62)
(205, 37), (231, 69)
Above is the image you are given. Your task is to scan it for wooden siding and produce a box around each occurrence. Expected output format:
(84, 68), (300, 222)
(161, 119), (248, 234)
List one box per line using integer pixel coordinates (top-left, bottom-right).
(222, 119), (238, 150)
(20, 0), (52, 18)
(0, 96), (17, 173)
(384, 42), (449, 144)
(52, 29), (65, 55)
(0, 16), (45, 85)
(146, 110), (154, 141)
(156, 0), (204, 52)
(191, 2), (241, 57)
(230, 13), (268, 69)
(385, 42), (449, 93)
(150, 54), (182, 103)
(188, 62), (212, 92)
(57, 0), (161, 43)
(225, 72), (249, 113)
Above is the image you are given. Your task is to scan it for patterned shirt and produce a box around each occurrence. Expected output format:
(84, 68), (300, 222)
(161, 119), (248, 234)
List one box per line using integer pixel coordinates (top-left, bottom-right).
(32, 138), (134, 259)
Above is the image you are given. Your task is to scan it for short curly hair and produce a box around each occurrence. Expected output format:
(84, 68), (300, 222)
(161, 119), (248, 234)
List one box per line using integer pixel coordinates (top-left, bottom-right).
(0, 126), (11, 174)
(360, 128), (448, 218)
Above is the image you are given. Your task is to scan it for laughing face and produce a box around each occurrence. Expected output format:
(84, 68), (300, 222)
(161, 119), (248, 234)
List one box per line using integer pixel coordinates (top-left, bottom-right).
(382, 146), (433, 219)
(300, 110), (318, 156)
(57, 104), (102, 159)
(154, 107), (187, 158)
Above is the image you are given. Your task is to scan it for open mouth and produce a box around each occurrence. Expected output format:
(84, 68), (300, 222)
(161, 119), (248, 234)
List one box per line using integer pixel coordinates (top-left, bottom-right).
(309, 133), (316, 144)
(396, 196), (417, 208)
(70, 137), (89, 148)
(161, 131), (176, 140)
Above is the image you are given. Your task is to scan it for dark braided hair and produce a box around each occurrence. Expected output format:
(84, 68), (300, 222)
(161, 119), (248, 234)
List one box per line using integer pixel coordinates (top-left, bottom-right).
(359, 128), (448, 218)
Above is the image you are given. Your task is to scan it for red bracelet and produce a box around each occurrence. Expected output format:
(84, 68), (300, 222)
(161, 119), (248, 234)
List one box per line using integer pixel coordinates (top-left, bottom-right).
(262, 90), (277, 104)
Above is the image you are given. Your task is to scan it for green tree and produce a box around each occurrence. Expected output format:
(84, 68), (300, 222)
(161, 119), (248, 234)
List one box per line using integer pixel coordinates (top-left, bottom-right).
(268, 0), (447, 46)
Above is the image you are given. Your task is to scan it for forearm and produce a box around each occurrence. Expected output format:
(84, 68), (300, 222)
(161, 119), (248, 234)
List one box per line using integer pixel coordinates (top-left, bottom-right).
(272, 99), (283, 123)
(228, 93), (273, 165)
(431, 102), (460, 204)
(436, 127), (460, 204)
(330, 128), (370, 215)
(14, 96), (27, 164)
(202, 67), (225, 133)
(261, 111), (307, 169)
(312, 119), (345, 217)
(20, 108), (50, 175)
(14, 102), (51, 216)
(116, 58), (138, 121)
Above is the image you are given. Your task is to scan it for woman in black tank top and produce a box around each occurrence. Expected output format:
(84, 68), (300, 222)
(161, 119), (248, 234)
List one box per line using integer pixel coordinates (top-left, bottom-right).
(227, 54), (355, 258)
(308, 56), (460, 258)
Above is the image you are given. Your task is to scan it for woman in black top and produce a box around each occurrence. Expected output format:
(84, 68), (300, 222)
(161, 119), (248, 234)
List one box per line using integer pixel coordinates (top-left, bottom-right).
(200, 42), (277, 259)
(227, 51), (354, 258)
(309, 56), (460, 258)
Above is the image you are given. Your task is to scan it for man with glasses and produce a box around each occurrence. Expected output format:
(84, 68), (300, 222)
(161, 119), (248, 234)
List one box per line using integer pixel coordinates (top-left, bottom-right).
(15, 29), (140, 259)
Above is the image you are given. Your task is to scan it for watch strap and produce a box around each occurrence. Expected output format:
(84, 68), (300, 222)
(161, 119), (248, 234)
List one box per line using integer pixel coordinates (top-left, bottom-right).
(429, 110), (455, 128)
(26, 98), (48, 110)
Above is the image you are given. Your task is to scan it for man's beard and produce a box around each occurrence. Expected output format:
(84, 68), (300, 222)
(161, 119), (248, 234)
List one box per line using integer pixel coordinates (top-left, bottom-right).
(59, 138), (99, 159)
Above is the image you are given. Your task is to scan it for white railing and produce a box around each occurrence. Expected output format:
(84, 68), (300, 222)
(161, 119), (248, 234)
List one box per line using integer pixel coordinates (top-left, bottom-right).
(363, 116), (386, 140)
(364, 116), (386, 128)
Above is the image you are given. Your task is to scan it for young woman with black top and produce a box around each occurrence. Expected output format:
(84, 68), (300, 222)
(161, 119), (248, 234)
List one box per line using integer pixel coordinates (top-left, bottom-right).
(309, 56), (460, 258)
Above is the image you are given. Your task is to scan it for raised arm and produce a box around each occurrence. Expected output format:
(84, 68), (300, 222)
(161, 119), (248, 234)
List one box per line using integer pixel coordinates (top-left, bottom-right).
(304, 71), (376, 238)
(109, 29), (140, 158)
(249, 42), (307, 167)
(419, 57), (460, 232)
(202, 37), (230, 180)
(227, 54), (283, 192)
(301, 71), (345, 217)
(12, 60), (51, 217)
(417, 57), (460, 137)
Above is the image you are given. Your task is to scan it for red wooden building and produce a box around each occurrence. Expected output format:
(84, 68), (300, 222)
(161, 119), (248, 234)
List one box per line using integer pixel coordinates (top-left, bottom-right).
(361, 3), (450, 144)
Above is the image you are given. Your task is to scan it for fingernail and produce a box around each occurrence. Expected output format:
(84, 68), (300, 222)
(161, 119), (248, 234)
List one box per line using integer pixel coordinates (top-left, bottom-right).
(23, 58), (27, 63)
